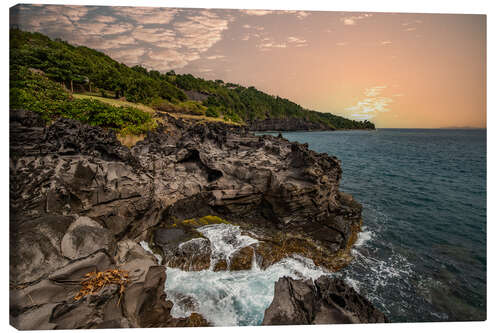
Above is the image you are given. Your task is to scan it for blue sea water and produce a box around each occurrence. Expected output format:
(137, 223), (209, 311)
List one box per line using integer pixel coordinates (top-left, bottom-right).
(268, 129), (487, 322)
(157, 129), (486, 325)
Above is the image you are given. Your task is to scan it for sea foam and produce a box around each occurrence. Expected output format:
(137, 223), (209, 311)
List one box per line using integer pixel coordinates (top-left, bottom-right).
(145, 224), (328, 326)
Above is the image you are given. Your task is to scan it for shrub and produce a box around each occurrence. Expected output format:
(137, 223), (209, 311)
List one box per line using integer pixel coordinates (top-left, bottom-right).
(63, 98), (155, 131)
(10, 66), (156, 134)
(205, 106), (220, 118)
(10, 66), (69, 119)
(178, 100), (207, 115)
(150, 97), (176, 112)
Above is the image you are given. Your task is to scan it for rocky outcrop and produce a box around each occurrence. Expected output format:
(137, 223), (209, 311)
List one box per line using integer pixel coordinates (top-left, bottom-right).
(248, 118), (332, 132)
(263, 276), (388, 325)
(10, 109), (365, 328)
(229, 246), (255, 271)
(9, 239), (208, 329)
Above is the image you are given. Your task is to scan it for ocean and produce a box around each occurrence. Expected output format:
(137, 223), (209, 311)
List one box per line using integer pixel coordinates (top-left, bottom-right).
(275, 129), (487, 322)
(156, 129), (486, 325)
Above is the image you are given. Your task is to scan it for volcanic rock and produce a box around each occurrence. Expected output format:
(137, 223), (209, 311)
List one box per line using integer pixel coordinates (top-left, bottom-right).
(213, 259), (228, 271)
(262, 276), (389, 325)
(10, 109), (367, 328)
(229, 246), (255, 271)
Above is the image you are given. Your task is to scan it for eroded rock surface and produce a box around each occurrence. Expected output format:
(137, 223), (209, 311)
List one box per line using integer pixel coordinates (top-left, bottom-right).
(10, 109), (366, 328)
(229, 246), (255, 271)
(263, 276), (389, 325)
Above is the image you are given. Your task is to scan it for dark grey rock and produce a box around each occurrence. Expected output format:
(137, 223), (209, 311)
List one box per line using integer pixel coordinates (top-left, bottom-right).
(263, 276), (389, 325)
(9, 110), (370, 328)
(60, 216), (113, 260)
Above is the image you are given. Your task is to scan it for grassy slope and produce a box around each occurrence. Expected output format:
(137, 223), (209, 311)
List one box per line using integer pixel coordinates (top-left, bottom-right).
(74, 93), (241, 126)
(73, 93), (156, 114)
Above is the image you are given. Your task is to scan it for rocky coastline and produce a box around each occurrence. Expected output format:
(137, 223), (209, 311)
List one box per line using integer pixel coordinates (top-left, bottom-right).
(248, 118), (333, 131)
(248, 117), (376, 132)
(10, 109), (386, 328)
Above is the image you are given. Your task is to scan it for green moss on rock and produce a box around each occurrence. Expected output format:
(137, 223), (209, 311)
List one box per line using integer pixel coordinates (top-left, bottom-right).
(179, 215), (234, 227)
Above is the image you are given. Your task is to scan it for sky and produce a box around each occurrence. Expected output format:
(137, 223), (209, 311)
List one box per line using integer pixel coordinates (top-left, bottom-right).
(10, 4), (486, 128)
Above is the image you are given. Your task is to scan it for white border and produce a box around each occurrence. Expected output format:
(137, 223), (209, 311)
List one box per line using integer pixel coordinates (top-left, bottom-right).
(1, 1), (497, 333)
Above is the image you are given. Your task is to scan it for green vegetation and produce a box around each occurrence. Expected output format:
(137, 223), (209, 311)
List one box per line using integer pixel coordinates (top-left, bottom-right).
(10, 29), (186, 104)
(205, 106), (220, 118)
(10, 66), (156, 135)
(171, 215), (233, 228)
(73, 93), (156, 114)
(10, 29), (375, 130)
(198, 215), (232, 225)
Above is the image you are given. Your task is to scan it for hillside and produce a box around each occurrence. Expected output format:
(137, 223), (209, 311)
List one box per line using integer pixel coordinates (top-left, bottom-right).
(10, 29), (375, 130)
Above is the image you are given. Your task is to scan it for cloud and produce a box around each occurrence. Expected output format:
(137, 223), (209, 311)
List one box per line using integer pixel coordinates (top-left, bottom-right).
(287, 36), (307, 47)
(381, 40), (392, 46)
(173, 11), (229, 51)
(241, 9), (273, 16)
(243, 24), (264, 30)
(112, 7), (178, 25)
(95, 15), (116, 23)
(258, 42), (287, 50)
(206, 55), (226, 60)
(296, 11), (310, 20)
(99, 23), (134, 35)
(241, 25), (266, 41)
(343, 18), (356, 26)
(341, 13), (373, 26)
(364, 86), (386, 97)
(44, 5), (89, 22)
(257, 36), (308, 51)
(13, 4), (85, 30)
(241, 9), (311, 20)
(145, 48), (200, 69)
(336, 42), (347, 46)
(345, 86), (394, 120)
(83, 33), (136, 50)
(137, 10), (231, 70)
(402, 19), (423, 32)
(111, 48), (145, 65)
(132, 27), (176, 44)
(72, 22), (108, 35)
(403, 19), (423, 26)
(13, 5), (233, 71)
(284, 10), (311, 20)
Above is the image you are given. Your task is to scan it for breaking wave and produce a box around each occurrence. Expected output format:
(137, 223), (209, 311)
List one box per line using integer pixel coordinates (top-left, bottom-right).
(142, 224), (328, 326)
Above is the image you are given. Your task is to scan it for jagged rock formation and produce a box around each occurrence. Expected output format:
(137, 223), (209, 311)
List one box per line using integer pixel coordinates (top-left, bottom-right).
(263, 276), (388, 325)
(249, 117), (332, 132)
(10, 109), (367, 328)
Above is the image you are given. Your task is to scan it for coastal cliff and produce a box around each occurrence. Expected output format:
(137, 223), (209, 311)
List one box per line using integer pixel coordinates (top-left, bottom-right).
(248, 118), (332, 131)
(10, 109), (383, 328)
